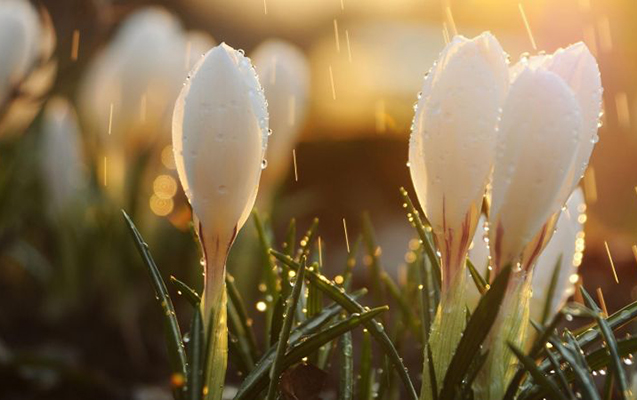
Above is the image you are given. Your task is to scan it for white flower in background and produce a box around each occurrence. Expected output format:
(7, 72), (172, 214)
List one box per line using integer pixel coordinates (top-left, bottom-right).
(489, 43), (601, 271)
(409, 32), (509, 289)
(80, 7), (215, 152)
(468, 188), (586, 323)
(251, 39), (310, 202)
(39, 97), (87, 213)
(0, 0), (56, 137)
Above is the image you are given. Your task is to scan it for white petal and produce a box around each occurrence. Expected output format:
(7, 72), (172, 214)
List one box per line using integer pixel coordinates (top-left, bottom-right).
(489, 68), (582, 268)
(468, 188), (586, 321)
(252, 40), (310, 192)
(409, 32), (508, 262)
(173, 43), (268, 248)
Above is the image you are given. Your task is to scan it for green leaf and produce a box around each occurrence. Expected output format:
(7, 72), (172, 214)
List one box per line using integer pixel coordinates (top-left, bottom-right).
(295, 217), (319, 261)
(399, 187), (441, 289)
(252, 211), (278, 345)
(359, 329), (374, 400)
(227, 300), (254, 375)
(187, 308), (205, 400)
(417, 254), (433, 346)
(466, 258), (488, 295)
(226, 274), (259, 362)
(234, 305), (386, 399)
(545, 348), (576, 399)
(234, 290), (363, 398)
(438, 265), (512, 400)
(122, 210), (187, 398)
(508, 343), (567, 400)
(266, 257), (307, 400)
(549, 335), (600, 400)
(270, 249), (419, 400)
(540, 255), (562, 326)
(362, 213), (387, 307)
(581, 288), (630, 399)
(338, 316), (354, 400)
(575, 299), (637, 349)
(381, 271), (420, 339)
(170, 276), (201, 307)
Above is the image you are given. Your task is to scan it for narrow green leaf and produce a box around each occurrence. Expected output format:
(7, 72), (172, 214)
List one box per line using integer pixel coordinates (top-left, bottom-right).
(581, 287), (630, 399)
(284, 218), (296, 257)
(540, 255), (562, 326)
(338, 317), (354, 400)
(270, 249), (419, 400)
(438, 265), (512, 400)
(226, 274), (259, 362)
(266, 257), (307, 400)
(234, 306), (386, 399)
(466, 258), (488, 295)
(295, 217), (319, 261)
(187, 308), (205, 400)
(417, 254), (432, 346)
(227, 300), (255, 374)
(381, 271), (420, 339)
(575, 299), (637, 349)
(549, 336), (600, 400)
(399, 187), (441, 287)
(545, 348), (575, 399)
(122, 210), (187, 397)
(170, 276), (201, 307)
(362, 212), (387, 307)
(253, 211), (278, 345)
(359, 329), (373, 400)
(508, 343), (567, 400)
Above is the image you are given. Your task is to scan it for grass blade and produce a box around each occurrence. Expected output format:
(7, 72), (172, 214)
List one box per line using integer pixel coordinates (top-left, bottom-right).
(508, 343), (567, 400)
(359, 329), (374, 400)
(234, 306), (386, 399)
(266, 257), (307, 400)
(338, 316), (354, 400)
(187, 308), (205, 400)
(270, 249), (419, 400)
(467, 258), (488, 295)
(122, 210), (187, 397)
(226, 274), (259, 362)
(170, 276), (202, 307)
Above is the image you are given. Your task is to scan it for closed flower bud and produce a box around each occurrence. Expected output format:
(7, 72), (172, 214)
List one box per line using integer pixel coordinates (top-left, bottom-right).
(173, 40), (267, 319)
(409, 32), (509, 288)
(39, 97), (87, 213)
(173, 42), (268, 399)
(489, 43), (600, 271)
(469, 188), (586, 322)
(251, 39), (310, 203)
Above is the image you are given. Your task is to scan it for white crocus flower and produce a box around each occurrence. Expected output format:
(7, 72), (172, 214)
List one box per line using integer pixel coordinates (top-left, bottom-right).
(409, 32), (509, 290)
(252, 39), (310, 205)
(468, 188), (586, 323)
(489, 43), (601, 272)
(409, 32), (509, 398)
(173, 43), (268, 400)
(40, 97), (87, 213)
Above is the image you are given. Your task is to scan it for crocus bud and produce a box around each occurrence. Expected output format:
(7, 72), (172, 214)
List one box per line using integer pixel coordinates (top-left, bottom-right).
(468, 188), (586, 322)
(0, 0), (56, 137)
(251, 39), (310, 203)
(39, 97), (87, 213)
(409, 32), (508, 289)
(489, 43), (600, 271)
(173, 43), (268, 399)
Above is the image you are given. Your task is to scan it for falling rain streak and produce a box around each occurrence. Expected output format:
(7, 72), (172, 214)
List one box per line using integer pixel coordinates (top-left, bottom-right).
(103, 157), (108, 186)
(292, 148), (298, 181)
(71, 29), (80, 61)
(604, 240), (619, 284)
(342, 218), (350, 253)
(345, 30), (352, 62)
(442, 22), (450, 45)
(444, 6), (458, 36)
(329, 65), (336, 100)
(108, 103), (114, 135)
(518, 3), (537, 50)
(596, 287), (609, 316)
(584, 167), (597, 204)
(334, 19), (340, 53)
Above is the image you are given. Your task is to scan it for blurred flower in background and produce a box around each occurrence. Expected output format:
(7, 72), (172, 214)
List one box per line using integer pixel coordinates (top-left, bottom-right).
(0, 0), (56, 138)
(252, 39), (310, 206)
(79, 6), (214, 203)
(39, 97), (88, 215)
